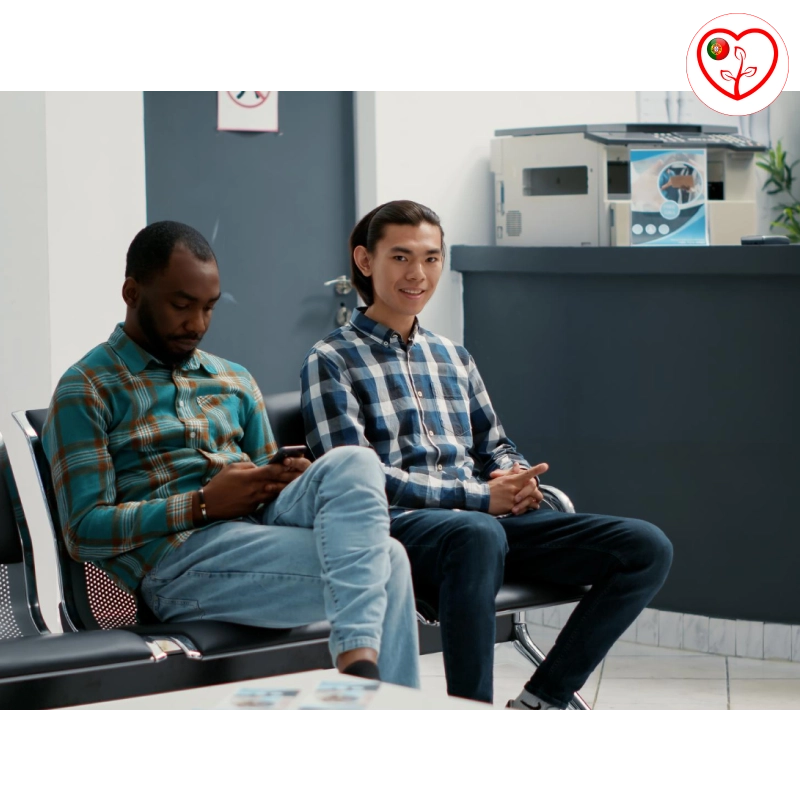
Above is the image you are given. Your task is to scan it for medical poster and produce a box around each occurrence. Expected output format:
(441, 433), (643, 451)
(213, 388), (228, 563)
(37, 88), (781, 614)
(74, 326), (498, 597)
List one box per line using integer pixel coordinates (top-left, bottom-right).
(217, 91), (279, 132)
(630, 149), (709, 246)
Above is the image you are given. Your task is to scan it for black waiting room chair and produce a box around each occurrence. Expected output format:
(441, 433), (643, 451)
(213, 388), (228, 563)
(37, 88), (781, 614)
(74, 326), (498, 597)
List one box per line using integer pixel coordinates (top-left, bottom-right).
(0, 430), (165, 709)
(15, 393), (591, 710)
(13, 410), (336, 707)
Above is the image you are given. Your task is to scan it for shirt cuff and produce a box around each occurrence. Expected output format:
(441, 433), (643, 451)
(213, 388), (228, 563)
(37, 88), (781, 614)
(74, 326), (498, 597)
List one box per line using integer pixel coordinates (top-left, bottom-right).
(464, 481), (491, 513)
(495, 455), (530, 472)
(166, 491), (196, 532)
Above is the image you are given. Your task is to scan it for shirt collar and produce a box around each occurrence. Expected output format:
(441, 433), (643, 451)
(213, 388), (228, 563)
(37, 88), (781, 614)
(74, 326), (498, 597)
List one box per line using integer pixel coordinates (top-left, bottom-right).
(349, 307), (420, 346)
(107, 324), (218, 375)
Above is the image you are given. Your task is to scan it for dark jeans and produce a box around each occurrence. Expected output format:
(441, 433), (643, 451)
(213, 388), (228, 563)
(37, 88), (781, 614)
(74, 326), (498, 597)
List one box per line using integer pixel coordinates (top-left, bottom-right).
(391, 507), (673, 706)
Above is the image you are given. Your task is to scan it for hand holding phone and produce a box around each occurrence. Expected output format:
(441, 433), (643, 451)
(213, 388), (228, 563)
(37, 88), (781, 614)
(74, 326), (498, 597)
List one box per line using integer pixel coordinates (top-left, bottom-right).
(268, 445), (310, 465)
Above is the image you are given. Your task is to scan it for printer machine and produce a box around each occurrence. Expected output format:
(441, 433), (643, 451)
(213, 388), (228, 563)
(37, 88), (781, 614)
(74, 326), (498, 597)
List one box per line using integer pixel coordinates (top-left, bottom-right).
(490, 123), (768, 246)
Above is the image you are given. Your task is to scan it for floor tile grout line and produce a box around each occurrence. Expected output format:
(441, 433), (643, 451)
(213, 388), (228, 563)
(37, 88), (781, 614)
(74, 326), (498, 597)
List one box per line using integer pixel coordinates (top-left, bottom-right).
(726, 657), (731, 710)
(600, 677), (730, 681)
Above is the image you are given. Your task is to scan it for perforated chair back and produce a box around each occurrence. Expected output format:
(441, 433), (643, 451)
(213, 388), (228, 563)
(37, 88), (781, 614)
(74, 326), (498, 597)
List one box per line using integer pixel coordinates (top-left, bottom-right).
(0, 431), (47, 639)
(14, 410), (140, 632)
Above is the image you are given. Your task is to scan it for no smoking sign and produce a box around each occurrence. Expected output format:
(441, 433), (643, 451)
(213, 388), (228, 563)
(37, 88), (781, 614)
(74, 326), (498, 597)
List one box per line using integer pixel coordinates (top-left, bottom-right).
(218, 91), (279, 132)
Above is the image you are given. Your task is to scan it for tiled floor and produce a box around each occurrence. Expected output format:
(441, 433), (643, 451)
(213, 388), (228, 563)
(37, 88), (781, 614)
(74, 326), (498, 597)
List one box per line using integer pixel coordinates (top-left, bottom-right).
(419, 623), (800, 710)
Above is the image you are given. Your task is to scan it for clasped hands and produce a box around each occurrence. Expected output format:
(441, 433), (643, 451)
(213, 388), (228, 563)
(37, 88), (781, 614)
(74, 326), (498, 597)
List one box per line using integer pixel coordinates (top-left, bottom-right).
(198, 457), (311, 523)
(487, 461), (549, 516)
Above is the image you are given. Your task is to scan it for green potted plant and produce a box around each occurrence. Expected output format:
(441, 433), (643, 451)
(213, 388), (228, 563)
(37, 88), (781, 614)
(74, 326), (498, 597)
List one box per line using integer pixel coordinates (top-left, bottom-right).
(756, 140), (800, 242)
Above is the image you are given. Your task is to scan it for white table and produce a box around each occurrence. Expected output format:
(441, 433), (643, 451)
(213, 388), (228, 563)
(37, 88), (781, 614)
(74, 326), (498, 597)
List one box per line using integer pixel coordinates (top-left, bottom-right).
(71, 667), (491, 710)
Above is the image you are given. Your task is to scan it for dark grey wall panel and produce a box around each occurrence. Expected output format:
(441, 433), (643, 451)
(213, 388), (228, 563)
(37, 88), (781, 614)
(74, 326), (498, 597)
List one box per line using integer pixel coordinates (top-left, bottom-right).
(144, 91), (355, 394)
(454, 246), (800, 624)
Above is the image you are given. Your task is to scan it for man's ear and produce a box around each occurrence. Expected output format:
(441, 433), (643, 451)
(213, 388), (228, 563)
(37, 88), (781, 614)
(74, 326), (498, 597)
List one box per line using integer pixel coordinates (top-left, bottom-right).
(353, 245), (372, 277)
(122, 277), (140, 309)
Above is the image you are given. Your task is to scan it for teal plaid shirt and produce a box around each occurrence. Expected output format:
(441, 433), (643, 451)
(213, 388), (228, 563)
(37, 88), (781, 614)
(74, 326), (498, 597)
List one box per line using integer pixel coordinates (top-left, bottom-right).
(42, 324), (277, 592)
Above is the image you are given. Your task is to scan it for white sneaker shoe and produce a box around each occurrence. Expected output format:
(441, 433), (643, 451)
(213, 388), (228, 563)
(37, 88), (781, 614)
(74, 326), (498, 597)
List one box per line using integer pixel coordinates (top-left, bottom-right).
(503, 698), (567, 711)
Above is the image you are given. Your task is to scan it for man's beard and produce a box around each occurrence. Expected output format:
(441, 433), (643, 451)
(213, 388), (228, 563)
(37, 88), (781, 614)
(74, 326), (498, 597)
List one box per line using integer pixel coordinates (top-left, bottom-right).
(137, 298), (200, 368)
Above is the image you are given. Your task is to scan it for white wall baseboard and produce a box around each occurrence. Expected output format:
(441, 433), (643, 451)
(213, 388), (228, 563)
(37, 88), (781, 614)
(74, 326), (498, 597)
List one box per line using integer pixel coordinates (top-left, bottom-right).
(526, 607), (800, 662)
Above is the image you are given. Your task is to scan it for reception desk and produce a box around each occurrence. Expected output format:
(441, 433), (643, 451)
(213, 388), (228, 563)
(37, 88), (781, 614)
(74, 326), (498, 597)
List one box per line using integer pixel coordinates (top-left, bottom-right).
(452, 245), (800, 624)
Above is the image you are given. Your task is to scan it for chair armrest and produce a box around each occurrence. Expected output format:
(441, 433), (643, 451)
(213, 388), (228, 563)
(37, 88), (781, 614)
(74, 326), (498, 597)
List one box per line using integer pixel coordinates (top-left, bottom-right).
(539, 484), (576, 514)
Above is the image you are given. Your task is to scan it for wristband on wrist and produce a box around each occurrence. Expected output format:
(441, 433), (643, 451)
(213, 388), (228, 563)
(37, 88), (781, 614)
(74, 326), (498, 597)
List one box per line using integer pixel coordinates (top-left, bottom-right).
(198, 487), (208, 523)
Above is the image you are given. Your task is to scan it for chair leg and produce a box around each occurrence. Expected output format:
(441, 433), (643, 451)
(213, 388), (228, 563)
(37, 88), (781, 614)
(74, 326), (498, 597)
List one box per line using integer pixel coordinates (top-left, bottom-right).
(512, 613), (592, 710)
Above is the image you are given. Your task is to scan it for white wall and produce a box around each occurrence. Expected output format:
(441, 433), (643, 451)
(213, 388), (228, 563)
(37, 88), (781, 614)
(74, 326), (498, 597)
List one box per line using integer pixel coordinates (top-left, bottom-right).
(0, 91), (145, 630)
(46, 92), (146, 385)
(0, 91), (58, 629)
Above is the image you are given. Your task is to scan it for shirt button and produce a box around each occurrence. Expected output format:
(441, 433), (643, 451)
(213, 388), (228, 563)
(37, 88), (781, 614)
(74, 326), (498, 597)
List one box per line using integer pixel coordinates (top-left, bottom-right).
(383, 342), (389, 347)
(178, 401), (184, 408)
(428, 430), (434, 437)
(437, 464), (443, 471)
(189, 431), (196, 439)
(417, 390), (423, 398)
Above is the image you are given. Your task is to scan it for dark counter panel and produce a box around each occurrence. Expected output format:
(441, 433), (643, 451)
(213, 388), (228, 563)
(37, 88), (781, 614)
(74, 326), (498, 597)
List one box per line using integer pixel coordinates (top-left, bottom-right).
(451, 244), (799, 275)
(453, 249), (800, 624)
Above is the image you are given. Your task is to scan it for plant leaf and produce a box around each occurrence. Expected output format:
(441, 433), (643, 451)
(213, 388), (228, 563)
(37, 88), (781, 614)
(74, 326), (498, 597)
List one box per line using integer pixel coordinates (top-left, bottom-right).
(741, 66), (757, 78)
(720, 70), (735, 81)
(771, 219), (800, 242)
(735, 46), (746, 60)
(759, 143), (800, 240)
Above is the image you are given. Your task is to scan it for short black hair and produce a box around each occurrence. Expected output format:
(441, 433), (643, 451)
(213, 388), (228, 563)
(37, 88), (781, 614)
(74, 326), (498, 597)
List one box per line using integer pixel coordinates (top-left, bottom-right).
(125, 221), (216, 283)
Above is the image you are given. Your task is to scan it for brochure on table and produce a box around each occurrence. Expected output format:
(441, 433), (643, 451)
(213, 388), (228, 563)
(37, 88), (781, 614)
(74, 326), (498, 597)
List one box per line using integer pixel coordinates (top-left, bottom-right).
(217, 678), (380, 710)
(630, 148), (709, 247)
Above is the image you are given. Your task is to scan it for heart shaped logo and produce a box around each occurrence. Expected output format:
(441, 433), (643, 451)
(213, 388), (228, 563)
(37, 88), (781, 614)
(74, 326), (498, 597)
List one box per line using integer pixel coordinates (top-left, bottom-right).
(687, 14), (789, 115)
(697, 28), (778, 100)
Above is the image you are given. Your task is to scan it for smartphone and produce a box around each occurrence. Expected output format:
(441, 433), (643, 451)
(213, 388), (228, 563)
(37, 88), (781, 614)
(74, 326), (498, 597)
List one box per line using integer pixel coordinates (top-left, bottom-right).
(268, 445), (310, 464)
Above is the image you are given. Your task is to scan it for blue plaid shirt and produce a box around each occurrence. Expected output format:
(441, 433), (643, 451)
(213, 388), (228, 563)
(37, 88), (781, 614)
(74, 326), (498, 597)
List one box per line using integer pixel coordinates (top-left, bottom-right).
(301, 308), (529, 514)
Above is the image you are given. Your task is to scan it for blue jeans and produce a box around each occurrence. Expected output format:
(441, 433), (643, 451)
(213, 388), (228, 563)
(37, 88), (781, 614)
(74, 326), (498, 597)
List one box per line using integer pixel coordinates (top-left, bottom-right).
(141, 446), (420, 688)
(391, 507), (673, 705)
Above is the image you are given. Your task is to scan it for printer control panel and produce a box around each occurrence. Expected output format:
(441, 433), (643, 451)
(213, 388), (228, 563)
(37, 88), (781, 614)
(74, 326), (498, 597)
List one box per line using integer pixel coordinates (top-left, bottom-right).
(585, 131), (766, 151)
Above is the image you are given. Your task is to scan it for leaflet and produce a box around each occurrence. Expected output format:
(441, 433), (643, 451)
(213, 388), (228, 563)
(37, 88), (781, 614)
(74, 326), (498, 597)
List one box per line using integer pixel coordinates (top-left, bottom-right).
(630, 148), (709, 246)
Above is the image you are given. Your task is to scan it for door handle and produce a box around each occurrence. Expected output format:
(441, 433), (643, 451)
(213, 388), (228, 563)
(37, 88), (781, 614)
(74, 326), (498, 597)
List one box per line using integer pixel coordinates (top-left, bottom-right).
(324, 275), (353, 295)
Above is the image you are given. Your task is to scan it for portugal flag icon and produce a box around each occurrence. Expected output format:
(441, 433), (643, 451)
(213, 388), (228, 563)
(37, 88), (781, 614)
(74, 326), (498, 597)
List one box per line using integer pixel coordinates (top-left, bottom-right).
(707, 37), (730, 60)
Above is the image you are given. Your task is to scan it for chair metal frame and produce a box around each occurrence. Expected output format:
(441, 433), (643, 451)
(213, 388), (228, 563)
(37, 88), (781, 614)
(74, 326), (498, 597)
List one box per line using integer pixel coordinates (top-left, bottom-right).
(0, 429), (47, 635)
(13, 411), (99, 634)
